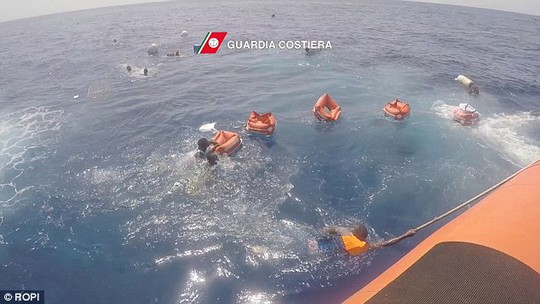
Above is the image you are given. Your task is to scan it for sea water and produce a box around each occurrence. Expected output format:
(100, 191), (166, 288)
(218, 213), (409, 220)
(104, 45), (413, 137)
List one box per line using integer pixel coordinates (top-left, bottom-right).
(0, 0), (538, 303)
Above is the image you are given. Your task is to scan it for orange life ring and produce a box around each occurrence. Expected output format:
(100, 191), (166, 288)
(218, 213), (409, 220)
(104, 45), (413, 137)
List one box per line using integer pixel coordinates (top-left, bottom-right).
(383, 99), (410, 120)
(313, 93), (342, 121)
(246, 111), (276, 136)
(212, 130), (242, 156)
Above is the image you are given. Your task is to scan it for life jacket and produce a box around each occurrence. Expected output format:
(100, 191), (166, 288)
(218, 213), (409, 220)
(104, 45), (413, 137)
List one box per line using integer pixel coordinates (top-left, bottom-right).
(341, 235), (369, 256)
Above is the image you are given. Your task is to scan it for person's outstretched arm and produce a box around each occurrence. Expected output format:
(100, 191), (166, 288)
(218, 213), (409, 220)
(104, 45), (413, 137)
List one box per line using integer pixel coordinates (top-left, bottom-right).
(370, 229), (415, 249)
(324, 226), (352, 236)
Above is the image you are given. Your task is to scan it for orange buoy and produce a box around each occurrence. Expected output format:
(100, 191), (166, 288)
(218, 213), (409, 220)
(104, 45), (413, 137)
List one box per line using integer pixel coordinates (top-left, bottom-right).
(246, 111), (276, 136)
(453, 103), (479, 125)
(383, 99), (410, 120)
(212, 130), (242, 156)
(313, 93), (342, 121)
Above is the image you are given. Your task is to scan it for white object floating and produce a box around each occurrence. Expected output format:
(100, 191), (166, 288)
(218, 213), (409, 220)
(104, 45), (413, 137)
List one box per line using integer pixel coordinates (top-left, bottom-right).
(147, 43), (159, 55)
(455, 75), (474, 88)
(459, 103), (476, 113)
(73, 95), (79, 99)
(181, 30), (188, 37)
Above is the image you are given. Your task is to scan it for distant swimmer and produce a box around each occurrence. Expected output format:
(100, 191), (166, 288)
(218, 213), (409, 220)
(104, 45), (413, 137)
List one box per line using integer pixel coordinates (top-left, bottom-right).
(113, 38), (118, 44)
(309, 224), (399, 256)
(305, 47), (322, 55)
(126, 65), (132, 72)
(167, 50), (181, 57)
(143, 68), (148, 76)
(271, 13), (276, 17)
(468, 85), (479, 95)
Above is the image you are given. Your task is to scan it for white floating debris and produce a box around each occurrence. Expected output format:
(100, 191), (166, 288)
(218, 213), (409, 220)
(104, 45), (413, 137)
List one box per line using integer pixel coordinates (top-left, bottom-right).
(73, 95), (79, 99)
(180, 30), (188, 37)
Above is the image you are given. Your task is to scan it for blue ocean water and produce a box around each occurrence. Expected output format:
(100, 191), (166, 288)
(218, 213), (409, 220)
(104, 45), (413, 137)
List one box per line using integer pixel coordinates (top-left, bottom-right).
(0, 0), (539, 303)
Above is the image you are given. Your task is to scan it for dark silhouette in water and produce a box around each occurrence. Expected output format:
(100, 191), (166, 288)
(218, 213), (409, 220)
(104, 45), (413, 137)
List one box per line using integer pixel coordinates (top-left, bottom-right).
(143, 68), (148, 76)
(126, 65), (132, 72)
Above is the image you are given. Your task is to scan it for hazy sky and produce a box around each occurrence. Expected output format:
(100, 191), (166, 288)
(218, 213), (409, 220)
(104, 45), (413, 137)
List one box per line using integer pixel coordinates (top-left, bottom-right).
(1, 0), (539, 23)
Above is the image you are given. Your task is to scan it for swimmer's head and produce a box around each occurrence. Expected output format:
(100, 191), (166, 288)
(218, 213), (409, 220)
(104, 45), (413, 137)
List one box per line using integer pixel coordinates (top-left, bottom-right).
(207, 153), (218, 166)
(352, 224), (368, 241)
(197, 138), (210, 150)
(127, 65), (132, 72)
(143, 68), (148, 76)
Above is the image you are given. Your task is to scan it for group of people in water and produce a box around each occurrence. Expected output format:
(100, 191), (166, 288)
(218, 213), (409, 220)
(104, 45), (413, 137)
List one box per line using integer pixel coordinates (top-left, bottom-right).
(192, 134), (403, 256)
(195, 137), (219, 166)
(126, 65), (148, 76)
(194, 135), (389, 255)
(167, 50), (181, 57)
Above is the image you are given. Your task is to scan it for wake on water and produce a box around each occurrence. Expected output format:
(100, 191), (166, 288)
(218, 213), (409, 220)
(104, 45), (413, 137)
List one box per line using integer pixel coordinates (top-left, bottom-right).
(431, 100), (540, 167)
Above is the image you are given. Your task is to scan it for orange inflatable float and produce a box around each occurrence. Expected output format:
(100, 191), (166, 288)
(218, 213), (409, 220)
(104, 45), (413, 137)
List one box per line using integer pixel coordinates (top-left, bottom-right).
(246, 111), (276, 136)
(313, 93), (342, 121)
(383, 99), (410, 120)
(212, 130), (242, 156)
(453, 103), (479, 125)
(343, 160), (540, 303)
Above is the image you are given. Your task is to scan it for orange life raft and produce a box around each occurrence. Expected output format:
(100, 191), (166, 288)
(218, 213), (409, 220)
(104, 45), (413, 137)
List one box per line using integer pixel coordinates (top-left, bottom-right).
(453, 103), (479, 125)
(383, 99), (410, 120)
(212, 130), (242, 156)
(246, 111), (276, 136)
(313, 93), (342, 121)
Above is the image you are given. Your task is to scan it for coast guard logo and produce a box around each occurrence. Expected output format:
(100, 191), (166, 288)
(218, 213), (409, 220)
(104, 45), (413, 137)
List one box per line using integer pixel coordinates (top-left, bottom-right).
(195, 32), (228, 54)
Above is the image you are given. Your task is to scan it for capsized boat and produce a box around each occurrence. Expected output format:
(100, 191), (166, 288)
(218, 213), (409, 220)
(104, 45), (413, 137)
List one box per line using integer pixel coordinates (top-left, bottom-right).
(313, 93), (341, 121)
(212, 130), (242, 156)
(383, 99), (410, 120)
(453, 103), (479, 125)
(343, 160), (540, 303)
(246, 111), (276, 136)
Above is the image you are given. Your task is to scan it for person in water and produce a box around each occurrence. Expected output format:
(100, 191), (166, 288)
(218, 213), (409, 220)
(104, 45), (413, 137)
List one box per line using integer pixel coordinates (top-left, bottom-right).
(167, 50), (181, 57)
(143, 68), (148, 76)
(310, 224), (399, 256)
(468, 85), (479, 95)
(195, 138), (219, 166)
(126, 65), (132, 72)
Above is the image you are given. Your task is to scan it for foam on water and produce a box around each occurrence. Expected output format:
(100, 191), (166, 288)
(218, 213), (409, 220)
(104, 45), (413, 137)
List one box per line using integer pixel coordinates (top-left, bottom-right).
(0, 107), (65, 205)
(431, 100), (540, 166)
(474, 112), (540, 166)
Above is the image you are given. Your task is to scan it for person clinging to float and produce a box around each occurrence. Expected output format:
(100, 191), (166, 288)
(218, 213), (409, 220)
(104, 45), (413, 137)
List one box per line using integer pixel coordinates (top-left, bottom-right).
(195, 138), (219, 166)
(311, 223), (401, 256)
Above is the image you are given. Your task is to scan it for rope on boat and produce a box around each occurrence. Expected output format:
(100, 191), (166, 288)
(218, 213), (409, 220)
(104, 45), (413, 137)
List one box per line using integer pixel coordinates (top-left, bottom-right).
(378, 158), (540, 247)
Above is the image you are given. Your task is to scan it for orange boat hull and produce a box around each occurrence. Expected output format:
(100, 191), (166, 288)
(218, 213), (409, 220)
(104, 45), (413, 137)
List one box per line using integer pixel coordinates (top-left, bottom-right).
(344, 160), (540, 303)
